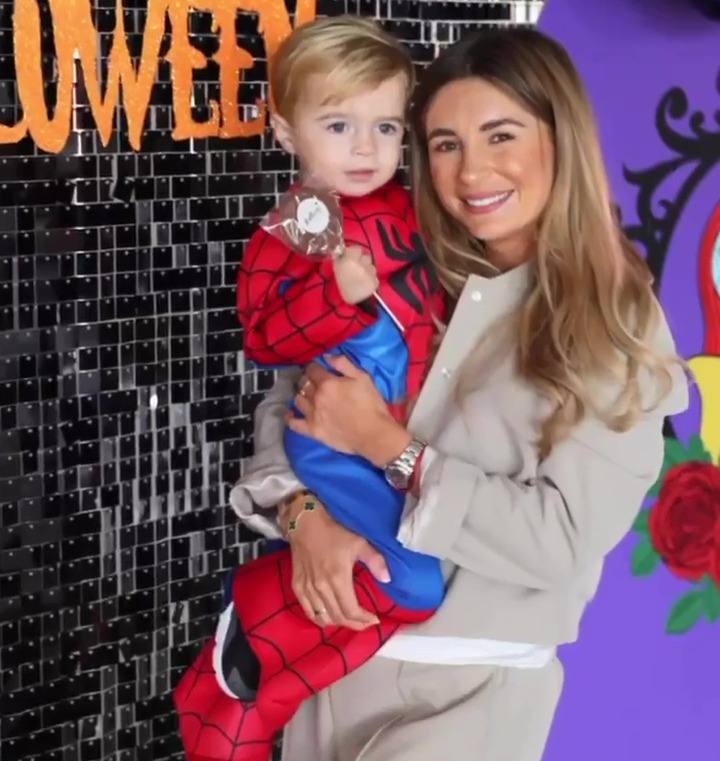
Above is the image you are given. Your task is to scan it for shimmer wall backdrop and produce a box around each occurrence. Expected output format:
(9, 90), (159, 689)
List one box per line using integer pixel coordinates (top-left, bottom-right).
(0, 1), (716, 761)
(540, 0), (720, 759)
(0, 2), (543, 761)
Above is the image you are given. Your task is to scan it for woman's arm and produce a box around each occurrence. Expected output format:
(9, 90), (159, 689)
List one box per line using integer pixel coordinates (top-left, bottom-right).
(395, 317), (691, 590)
(278, 491), (389, 629)
(289, 349), (689, 592)
(229, 367), (304, 538)
(231, 362), (391, 628)
(399, 378), (688, 589)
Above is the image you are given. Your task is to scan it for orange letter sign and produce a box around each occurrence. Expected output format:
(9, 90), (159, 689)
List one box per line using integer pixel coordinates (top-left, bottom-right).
(1, 0), (317, 152)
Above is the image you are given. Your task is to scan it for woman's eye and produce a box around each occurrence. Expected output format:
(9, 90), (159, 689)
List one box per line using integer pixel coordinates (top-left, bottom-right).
(327, 122), (347, 134)
(378, 122), (398, 135)
(432, 140), (457, 153)
(489, 132), (514, 144)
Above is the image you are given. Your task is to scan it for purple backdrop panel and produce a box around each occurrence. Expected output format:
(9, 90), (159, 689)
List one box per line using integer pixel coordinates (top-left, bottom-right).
(538, 1), (720, 760)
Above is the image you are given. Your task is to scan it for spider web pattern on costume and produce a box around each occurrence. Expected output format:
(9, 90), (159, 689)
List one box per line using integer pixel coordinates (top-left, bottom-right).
(338, 183), (445, 398)
(176, 549), (430, 761)
(176, 642), (277, 761)
(238, 230), (375, 366)
(237, 181), (444, 386)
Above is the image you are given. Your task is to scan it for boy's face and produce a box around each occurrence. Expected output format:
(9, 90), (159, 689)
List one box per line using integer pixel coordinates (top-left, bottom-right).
(273, 72), (407, 197)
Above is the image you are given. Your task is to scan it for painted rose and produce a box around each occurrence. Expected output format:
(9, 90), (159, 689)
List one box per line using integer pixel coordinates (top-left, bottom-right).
(648, 461), (720, 584)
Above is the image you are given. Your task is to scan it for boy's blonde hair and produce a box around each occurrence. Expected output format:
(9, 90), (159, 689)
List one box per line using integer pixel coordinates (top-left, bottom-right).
(270, 16), (415, 120)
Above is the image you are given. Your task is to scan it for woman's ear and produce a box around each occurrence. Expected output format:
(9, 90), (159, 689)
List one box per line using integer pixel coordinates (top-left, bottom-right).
(271, 114), (295, 154)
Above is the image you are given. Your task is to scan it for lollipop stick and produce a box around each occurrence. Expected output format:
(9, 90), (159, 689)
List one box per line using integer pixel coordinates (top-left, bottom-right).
(374, 292), (404, 333)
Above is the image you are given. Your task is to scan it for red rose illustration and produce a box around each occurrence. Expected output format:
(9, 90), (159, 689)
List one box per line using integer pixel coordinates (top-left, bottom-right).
(648, 461), (720, 583)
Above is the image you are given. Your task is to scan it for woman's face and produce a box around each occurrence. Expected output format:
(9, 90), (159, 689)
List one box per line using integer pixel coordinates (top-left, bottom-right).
(424, 77), (555, 269)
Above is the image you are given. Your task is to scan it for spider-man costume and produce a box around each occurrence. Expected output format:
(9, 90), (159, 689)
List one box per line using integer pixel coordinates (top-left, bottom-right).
(174, 181), (446, 761)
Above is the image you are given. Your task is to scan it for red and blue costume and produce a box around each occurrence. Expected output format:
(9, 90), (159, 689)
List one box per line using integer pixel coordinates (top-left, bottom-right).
(174, 181), (446, 761)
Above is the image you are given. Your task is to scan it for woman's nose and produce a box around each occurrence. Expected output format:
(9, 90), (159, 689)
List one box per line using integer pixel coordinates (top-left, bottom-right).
(458, 144), (491, 184)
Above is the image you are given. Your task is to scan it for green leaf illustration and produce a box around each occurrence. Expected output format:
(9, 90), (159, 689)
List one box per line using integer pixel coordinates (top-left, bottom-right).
(703, 581), (720, 622)
(632, 509), (650, 535)
(630, 537), (660, 576)
(664, 436), (689, 467)
(646, 435), (704, 498)
(646, 481), (663, 498)
(686, 434), (712, 463)
(666, 590), (705, 634)
(646, 481), (660, 498)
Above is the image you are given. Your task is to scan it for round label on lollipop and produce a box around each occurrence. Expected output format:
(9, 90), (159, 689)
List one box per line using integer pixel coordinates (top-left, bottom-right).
(296, 196), (330, 234)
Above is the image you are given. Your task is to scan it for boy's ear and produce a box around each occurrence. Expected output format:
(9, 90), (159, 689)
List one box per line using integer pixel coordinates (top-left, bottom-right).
(271, 114), (295, 154)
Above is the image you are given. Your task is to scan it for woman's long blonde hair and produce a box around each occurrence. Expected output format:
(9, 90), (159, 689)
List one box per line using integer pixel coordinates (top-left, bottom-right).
(410, 28), (678, 456)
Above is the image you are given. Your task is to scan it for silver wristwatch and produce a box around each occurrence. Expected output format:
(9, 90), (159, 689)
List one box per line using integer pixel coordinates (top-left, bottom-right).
(384, 437), (427, 491)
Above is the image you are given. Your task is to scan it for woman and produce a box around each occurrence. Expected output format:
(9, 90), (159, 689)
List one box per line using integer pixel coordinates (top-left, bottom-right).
(230, 27), (688, 761)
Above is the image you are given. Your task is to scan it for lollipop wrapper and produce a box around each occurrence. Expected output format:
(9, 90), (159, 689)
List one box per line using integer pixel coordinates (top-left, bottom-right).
(260, 185), (345, 258)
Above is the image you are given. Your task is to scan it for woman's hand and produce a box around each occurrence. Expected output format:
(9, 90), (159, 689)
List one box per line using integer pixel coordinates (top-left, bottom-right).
(287, 355), (413, 467)
(285, 495), (392, 629)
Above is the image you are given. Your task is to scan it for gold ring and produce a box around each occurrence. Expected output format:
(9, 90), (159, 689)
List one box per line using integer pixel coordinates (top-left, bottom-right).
(313, 607), (326, 616)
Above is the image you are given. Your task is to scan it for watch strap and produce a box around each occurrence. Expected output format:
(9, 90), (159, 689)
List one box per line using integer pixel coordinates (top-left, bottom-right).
(384, 437), (427, 491)
(408, 445), (427, 493)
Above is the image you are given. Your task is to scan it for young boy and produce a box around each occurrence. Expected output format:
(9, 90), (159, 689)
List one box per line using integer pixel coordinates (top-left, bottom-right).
(174, 17), (445, 761)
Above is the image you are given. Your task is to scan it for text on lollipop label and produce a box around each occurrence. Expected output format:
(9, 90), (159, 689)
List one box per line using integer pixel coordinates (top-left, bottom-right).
(296, 197), (330, 234)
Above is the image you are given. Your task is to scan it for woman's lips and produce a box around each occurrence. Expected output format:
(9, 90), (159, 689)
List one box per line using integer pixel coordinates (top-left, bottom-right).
(462, 190), (514, 214)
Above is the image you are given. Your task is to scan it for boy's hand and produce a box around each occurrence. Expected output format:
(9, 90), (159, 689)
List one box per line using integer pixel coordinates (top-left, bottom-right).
(332, 246), (378, 305)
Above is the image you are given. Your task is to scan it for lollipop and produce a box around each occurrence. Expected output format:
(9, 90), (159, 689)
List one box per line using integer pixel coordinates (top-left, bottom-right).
(259, 184), (345, 259)
(259, 181), (404, 331)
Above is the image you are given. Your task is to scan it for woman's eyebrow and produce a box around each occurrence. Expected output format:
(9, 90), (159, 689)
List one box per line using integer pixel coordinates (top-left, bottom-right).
(479, 117), (525, 131)
(427, 127), (456, 140)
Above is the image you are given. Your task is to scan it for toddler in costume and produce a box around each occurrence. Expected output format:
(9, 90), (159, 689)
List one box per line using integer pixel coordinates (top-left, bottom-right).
(174, 17), (446, 761)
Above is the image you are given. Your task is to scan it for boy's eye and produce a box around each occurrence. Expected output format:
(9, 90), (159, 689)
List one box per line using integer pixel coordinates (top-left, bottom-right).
(378, 122), (399, 135)
(326, 122), (347, 134)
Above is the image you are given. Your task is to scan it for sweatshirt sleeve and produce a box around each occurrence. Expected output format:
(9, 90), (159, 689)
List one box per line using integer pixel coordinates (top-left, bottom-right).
(228, 368), (304, 538)
(398, 345), (689, 590)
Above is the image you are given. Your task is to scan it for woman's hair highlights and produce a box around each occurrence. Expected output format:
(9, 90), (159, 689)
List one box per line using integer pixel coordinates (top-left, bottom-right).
(410, 28), (679, 456)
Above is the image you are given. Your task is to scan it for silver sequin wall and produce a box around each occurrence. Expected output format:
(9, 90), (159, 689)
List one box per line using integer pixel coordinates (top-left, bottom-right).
(0, 2), (540, 760)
